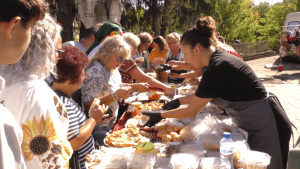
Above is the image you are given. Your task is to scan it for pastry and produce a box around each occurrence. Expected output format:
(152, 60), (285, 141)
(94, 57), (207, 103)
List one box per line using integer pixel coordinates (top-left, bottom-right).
(170, 132), (178, 138)
(173, 135), (183, 142)
(179, 126), (185, 130)
(162, 134), (172, 142)
(172, 126), (180, 132)
(166, 127), (173, 134)
(157, 130), (168, 138)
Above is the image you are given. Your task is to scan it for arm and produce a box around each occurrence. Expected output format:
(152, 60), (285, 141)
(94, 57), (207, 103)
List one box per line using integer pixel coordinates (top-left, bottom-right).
(178, 94), (194, 105)
(69, 118), (96, 151)
(169, 69), (202, 79)
(130, 66), (172, 92)
(161, 96), (211, 119)
(168, 61), (197, 71)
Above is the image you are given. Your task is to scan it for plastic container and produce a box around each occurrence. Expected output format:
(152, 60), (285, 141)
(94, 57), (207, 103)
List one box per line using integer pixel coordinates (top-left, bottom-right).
(170, 153), (199, 169)
(199, 157), (231, 169)
(130, 153), (156, 169)
(154, 157), (172, 169)
(101, 155), (128, 169)
(205, 151), (221, 157)
(220, 132), (234, 169)
(232, 141), (249, 169)
(182, 117), (197, 125)
(230, 133), (244, 142)
(179, 144), (206, 158)
(200, 134), (221, 151)
(238, 150), (271, 169)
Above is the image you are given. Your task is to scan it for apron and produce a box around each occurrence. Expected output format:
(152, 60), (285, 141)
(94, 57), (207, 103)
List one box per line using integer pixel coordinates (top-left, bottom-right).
(166, 49), (188, 84)
(201, 67), (284, 169)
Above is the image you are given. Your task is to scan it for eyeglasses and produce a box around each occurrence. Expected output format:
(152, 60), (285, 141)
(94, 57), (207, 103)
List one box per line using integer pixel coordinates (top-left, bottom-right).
(55, 49), (65, 54)
(115, 55), (126, 63)
(167, 42), (176, 46)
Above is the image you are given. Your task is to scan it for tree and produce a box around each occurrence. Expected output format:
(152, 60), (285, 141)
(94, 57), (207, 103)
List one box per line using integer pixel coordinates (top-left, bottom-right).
(56, 0), (76, 41)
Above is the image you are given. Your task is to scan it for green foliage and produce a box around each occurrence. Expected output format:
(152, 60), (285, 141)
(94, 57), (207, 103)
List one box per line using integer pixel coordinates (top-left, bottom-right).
(258, 0), (298, 52)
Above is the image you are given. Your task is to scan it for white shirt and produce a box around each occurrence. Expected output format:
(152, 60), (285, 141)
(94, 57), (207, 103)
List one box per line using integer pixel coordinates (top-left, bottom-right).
(166, 49), (185, 61)
(0, 79), (73, 169)
(0, 76), (26, 169)
(62, 41), (87, 53)
(88, 44), (101, 58)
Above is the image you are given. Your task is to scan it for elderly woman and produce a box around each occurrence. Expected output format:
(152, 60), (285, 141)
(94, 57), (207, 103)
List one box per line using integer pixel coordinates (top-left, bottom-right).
(81, 35), (133, 145)
(165, 32), (188, 84)
(148, 36), (169, 82)
(51, 46), (107, 169)
(132, 32), (153, 73)
(0, 14), (73, 168)
(120, 33), (173, 93)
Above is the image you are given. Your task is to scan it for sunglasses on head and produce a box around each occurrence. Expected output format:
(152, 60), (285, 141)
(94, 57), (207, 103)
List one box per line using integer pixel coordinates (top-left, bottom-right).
(115, 55), (126, 63)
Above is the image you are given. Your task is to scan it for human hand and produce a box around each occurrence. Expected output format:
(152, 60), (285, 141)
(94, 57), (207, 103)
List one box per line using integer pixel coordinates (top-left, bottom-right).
(130, 83), (150, 93)
(116, 87), (133, 99)
(162, 98), (180, 110)
(164, 86), (174, 95)
(89, 98), (109, 123)
(167, 60), (181, 66)
(168, 72), (180, 78)
(142, 110), (163, 127)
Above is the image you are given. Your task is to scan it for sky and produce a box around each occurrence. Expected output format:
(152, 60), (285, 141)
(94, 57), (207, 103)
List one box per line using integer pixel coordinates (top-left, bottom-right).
(253, 0), (283, 6)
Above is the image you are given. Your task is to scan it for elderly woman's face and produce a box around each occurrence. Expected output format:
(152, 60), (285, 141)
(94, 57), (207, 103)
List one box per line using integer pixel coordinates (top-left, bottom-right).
(167, 39), (179, 51)
(139, 42), (151, 52)
(129, 43), (138, 57)
(106, 54), (124, 70)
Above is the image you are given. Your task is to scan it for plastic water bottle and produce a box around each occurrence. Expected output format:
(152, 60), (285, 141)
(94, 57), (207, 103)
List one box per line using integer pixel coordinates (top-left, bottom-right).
(220, 132), (234, 169)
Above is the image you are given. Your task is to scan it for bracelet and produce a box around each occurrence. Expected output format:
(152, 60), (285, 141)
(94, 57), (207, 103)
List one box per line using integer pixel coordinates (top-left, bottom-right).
(112, 91), (121, 102)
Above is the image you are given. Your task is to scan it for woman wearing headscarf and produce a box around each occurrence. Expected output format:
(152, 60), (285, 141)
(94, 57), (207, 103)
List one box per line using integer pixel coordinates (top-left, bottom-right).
(86, 22), (123, 57)
(0, 14), (73, 168)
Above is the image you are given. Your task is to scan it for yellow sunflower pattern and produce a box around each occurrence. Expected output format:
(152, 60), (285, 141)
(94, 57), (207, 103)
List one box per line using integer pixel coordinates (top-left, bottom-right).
(21, 115), (59, 161)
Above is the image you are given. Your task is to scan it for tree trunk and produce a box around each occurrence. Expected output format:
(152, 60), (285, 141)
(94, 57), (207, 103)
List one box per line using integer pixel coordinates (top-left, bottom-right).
(56, 0), (75, 41)
(152, 0), (159, 36)
(160, 0), (170, 38)
(79, 21), (86, 40)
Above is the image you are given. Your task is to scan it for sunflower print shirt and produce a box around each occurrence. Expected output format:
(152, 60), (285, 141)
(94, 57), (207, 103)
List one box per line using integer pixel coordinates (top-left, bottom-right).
(0, 79), (73, 169)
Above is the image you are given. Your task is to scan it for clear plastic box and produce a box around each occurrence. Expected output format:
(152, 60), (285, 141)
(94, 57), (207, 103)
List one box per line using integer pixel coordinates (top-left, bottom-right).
(101, 155), (128, 169)
(199, 157), (231, 169)
(170, 153), (199, 169)
(200, 134), (221, 151)
(179, 144), (206, 158)
(130, 153), (156, 169)
(154, 157), (172, 169)
(230, 133), (244, 142)
(238, 150), (271, 169)
(205, 151), (221, 157)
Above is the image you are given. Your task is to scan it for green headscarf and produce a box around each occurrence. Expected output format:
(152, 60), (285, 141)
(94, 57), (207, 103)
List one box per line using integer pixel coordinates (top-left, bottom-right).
(86, 22), (122, 55)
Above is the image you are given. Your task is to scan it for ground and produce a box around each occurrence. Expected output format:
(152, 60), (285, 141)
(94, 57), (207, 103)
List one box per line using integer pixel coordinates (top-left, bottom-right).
(246, 54), (300, 148)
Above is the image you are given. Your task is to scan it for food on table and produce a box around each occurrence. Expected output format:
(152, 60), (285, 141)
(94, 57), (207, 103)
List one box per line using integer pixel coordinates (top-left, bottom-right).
(131, 102), (142, 117)
(170, 153), (199, 169)
(140, 101), (164, 110)
(105, 127), (153, 147)
(181, 78), (200, 86)
(202, 143), (220, 151)
(172, 126), (180, 132)
(170, 132), (178, 138)
(130, 153), (157, 169)
(136, 142), (157, 155)
(157, 130), (168, 138)
(179, 126), (185, 130)
(162, 134), (172, 142)
(172, 135), (184, 142)
(166, 126), (174, 133)
(177, 85), (198, 95)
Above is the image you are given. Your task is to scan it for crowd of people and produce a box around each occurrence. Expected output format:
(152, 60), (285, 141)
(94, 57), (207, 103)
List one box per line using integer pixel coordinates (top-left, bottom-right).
(0, 0), (291, 169)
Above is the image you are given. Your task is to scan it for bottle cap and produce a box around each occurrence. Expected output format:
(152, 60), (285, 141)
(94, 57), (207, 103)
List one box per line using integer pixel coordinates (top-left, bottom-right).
(223, 132), (231, 139)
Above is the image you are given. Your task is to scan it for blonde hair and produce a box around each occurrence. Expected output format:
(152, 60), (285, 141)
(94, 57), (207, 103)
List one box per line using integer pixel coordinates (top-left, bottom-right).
(89, 35), (131, 66)
(0, 13), (62, 87)
(166, 32), (181, 44)
(123, 32), (140, 47)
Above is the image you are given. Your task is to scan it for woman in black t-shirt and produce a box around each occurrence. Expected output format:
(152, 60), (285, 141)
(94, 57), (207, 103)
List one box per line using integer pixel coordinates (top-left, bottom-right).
(142, 16), (288, 169)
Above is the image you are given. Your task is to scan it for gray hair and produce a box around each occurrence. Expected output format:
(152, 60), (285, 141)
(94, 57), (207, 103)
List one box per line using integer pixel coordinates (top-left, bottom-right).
(89, 35), (131, 67)
(123, 32), (140, 47)
(166, 32), (181, 43)
(0, 13), (62, 86)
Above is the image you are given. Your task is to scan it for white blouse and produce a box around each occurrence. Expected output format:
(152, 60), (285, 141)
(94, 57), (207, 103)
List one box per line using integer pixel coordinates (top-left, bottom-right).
(0, 79), (73, 169)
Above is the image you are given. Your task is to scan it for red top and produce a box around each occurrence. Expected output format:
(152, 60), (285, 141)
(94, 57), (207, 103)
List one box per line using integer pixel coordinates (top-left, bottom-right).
(119, 60), (138, 83)
(226, 50), (242, 59)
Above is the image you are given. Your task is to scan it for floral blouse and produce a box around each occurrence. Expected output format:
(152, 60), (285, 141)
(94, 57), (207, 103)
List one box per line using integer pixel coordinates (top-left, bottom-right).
(81, 61), (122, 128)
(0, 79), (72, 169)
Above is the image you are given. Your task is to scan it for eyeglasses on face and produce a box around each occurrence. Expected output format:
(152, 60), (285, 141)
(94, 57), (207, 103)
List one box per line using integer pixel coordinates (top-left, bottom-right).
(115, 55), (126, 63)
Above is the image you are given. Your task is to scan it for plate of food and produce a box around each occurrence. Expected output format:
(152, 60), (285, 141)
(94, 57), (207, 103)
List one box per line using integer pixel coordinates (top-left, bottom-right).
(104, 127), (153, 148)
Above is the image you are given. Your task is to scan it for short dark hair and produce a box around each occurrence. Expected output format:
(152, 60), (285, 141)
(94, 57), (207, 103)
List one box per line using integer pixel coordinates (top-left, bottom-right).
(0, 0), (48, 27)
(80, 26), (97, 40)
(150, 32), (155, 35)
(153, 36), (168, 51)
(233, 37), (237, 40)
(55, 46), (89, 84)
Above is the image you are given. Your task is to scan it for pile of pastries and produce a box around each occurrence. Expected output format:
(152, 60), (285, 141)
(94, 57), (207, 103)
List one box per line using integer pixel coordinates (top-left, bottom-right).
(156, 124), (185, 142)
(140, 101), (164, 110)
(177, 85), (198, 95)
(105, 127), (153, 147)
